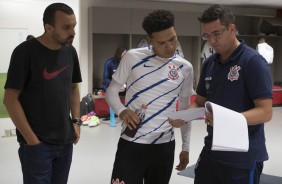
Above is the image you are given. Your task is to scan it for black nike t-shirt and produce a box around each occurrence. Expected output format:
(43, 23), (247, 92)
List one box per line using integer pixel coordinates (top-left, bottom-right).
(5, 38), (82, 145)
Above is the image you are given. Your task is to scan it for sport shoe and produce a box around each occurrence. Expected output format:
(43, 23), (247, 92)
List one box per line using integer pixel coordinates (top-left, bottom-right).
(88, 116), (100, 127)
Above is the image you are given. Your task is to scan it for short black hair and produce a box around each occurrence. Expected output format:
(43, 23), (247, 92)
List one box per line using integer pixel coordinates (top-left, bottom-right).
(142, 10), (174, 37)
(198, 4), (235, 27)
(113, 47), (127, 61)
(257, 36), (266, 42)
(43, 3), (74, 26)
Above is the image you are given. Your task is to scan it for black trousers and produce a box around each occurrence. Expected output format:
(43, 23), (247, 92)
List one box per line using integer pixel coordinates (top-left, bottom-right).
(111, 138), (175, 184)
(194, 151), (263, 184)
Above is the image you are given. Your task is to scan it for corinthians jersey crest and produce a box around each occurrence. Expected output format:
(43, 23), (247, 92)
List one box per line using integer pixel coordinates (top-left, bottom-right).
(228, 65), (241, 81)
(168, 64), (180, 80)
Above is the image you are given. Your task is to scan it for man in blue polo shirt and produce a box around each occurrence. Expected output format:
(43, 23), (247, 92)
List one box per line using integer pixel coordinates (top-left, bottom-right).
(171, 4), (272, 184)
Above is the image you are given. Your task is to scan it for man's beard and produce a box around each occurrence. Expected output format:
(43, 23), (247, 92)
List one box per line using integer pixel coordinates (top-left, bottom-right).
(62, 36), (74, 46)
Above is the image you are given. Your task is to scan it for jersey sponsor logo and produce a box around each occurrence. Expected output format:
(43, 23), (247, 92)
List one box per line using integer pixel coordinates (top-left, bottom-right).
(143, 63), (154, 67)
(168, 65), (179, 80)
(227, 65), (241, 81)
(43, 65), (69, 80)
(205, 77), (212, 81)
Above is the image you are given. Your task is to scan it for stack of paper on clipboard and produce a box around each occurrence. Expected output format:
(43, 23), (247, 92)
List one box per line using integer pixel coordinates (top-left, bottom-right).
(166, 101), (249, 152)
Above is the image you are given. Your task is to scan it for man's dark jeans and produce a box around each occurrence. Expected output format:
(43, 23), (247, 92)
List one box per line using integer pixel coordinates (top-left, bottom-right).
(19, 142), (73, 184)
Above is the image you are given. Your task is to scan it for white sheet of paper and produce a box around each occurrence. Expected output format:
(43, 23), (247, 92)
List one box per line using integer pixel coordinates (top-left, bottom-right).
(205, 101), (249, 152)
(166, 108), (205, 122)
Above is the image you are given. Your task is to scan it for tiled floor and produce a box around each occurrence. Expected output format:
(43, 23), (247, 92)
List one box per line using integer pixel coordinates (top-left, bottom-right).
(0, 107), (281, 184)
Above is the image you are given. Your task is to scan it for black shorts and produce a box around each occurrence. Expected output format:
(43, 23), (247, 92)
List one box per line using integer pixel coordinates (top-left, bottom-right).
(194, 151), (263, 184)
(111, 138), (175, 184)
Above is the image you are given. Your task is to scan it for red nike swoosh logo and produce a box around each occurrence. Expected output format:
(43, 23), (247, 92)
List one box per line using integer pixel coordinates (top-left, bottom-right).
(43, 65), (69, 80)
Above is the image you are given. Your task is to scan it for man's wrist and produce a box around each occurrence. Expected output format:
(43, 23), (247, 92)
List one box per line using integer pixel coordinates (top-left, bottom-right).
(72, 118), (82, 126)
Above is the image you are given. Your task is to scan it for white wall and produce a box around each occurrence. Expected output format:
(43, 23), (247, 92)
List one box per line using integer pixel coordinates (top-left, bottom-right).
(79, 0), (93, 97)
(0, 0), (80, 45)
(0, 28), (27, 73)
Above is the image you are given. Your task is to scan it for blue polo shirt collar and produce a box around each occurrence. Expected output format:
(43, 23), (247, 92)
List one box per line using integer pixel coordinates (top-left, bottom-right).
(213, 40), (245, 65)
